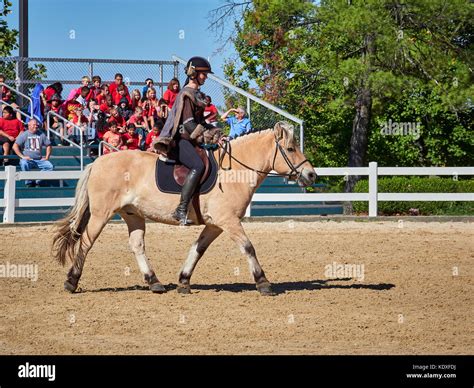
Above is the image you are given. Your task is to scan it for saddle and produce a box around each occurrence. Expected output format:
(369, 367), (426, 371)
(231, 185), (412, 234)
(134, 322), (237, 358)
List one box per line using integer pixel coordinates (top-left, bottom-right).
(155, 144), (218, 194)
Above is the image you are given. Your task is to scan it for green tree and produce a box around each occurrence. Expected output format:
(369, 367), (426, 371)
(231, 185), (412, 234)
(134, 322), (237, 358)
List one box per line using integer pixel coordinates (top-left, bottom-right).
(214, 0), (473, 191)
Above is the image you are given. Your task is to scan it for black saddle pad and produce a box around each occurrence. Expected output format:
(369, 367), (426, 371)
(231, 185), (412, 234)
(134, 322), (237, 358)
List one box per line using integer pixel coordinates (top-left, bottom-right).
(155, 149), (219, 194)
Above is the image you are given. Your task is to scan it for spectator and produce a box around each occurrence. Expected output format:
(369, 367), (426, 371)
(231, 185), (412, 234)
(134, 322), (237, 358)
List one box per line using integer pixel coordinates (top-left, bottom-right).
(163, 78), (180, 109)
(157, 98), (169, 121)
(0, 106), (24, 164)
(84, 99), (101, 142)
(0, 74), (13, 104)
(122, 123), (142, 150)
(143, 87), (159, 129)
(109, 73), (130, 103)
(142, 78), (154, 98)
(96, 84), (110, 105)
(204, 95), (218, 126)
(128, 106), (149, 145)
(75, 86), (91, 108)
(102, 121), (123, 154)
(118, 97), (133, 121)
(221, 107), (252, 139)
(131, 89), (143, 110)
(90, 76), (102, 99)
(113, 84), (132, 105)
(108, 107), (126, 132)
(13, 119), (53, 187)
(68, 105), (88, 144)
(66, 76), (91, 101)
(44, 94), (66, 145)
(43, 82), (63, 104)
(99, 94), (114, 114)
(145, 122), (162, 152)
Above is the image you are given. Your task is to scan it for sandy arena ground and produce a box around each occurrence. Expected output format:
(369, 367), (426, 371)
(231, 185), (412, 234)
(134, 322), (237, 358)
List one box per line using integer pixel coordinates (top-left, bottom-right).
(0, 220), (472, 355)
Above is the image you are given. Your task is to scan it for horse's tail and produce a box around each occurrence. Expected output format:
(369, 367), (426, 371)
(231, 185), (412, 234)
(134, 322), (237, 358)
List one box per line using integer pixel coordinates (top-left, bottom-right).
(52, 163), (93, 266)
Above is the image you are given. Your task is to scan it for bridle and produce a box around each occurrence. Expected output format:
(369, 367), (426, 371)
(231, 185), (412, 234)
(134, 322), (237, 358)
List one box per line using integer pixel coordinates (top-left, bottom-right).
(218, 134), (309, 181)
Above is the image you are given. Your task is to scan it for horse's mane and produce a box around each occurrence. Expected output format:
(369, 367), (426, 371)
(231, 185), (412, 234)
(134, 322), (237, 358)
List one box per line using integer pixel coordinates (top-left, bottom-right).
(229, 122), (296, 147)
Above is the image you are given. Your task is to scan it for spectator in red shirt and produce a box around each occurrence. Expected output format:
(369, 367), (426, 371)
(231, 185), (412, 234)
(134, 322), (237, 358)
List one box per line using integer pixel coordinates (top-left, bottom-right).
(131, 89), (143, 110)
(96, 84), (110, 105)
(0, 74), (13, 103)
(204, 95), (219, 126)
(66, 76), (91, 101)
(90, 76), (102, 100)
(99, 94), (114, 115)
(157, 98), (170, 121)
(108, 107), (126, 133)
(113, 84), (132, 105)
(44, 94), (66, 144)
(0, 106), (24, 164)
(163, 78), (180, 109)
(109, 73), (130, 103)
(143, 87), (159, 129)
(42, 82), (64, 115)
(122, 123), (142, 150)
(145, 121), (163, 152)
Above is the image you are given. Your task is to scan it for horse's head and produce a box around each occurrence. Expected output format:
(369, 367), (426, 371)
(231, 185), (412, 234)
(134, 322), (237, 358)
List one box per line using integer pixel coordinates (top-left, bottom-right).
(271, 121), (317, 187)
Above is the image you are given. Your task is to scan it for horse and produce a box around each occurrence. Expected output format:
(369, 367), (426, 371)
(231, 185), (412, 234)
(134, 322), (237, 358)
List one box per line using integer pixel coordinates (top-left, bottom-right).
(52, 122), (317, 296)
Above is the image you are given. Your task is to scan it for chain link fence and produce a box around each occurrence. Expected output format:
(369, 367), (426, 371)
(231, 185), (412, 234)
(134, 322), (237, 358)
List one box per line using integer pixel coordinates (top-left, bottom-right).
(0, 56), (304, 150)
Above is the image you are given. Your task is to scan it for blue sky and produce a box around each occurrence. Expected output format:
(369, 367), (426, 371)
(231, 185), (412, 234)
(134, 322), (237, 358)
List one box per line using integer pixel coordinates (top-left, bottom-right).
(5, 0), (237, 78)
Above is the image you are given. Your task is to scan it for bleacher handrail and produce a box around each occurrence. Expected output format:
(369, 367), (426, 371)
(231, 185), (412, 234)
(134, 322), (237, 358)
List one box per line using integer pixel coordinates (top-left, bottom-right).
(98, 140), (120, 156)
(46, 111), (84, 170)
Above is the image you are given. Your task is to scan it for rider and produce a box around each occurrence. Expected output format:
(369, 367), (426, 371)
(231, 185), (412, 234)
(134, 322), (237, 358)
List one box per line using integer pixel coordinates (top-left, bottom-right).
(154, 56), (221, 225)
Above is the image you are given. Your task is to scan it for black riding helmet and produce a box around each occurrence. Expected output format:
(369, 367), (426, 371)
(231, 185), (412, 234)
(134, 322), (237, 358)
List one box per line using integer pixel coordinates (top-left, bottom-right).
(185, 56), (214, 76)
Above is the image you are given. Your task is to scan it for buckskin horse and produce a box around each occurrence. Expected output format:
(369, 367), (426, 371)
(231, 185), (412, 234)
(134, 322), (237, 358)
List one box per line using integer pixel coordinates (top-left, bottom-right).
(52, 122), (317, 296)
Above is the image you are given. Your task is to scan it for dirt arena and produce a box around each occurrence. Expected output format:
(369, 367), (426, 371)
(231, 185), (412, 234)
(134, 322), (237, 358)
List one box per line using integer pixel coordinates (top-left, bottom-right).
(0, 220), (472, 355)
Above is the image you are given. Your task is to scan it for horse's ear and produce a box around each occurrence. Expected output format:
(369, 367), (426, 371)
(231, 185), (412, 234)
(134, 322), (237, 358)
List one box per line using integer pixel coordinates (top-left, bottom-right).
(274, 122), (285, 140)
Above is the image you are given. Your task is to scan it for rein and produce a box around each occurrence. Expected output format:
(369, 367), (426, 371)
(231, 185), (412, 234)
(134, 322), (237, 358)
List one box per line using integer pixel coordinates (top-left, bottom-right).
(217, 136), (308, 180)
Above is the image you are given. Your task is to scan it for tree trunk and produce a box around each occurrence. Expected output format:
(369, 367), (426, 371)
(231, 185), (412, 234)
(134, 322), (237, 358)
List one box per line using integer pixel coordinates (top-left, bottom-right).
(344, 86), (372, 195)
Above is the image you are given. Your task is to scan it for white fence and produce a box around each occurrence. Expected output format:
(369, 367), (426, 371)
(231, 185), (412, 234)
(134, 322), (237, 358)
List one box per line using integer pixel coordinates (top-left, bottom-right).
(1, 163), (473, 223)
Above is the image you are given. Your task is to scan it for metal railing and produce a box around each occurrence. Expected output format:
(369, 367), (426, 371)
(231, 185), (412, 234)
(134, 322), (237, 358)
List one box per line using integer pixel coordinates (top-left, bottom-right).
(98, 140), (120, 156)
(46, 111), (84, 170)
(172, 55), (305, 152)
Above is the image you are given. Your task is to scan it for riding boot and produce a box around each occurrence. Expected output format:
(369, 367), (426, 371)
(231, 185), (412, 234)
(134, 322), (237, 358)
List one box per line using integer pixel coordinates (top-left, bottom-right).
(172, 168), (202, 225)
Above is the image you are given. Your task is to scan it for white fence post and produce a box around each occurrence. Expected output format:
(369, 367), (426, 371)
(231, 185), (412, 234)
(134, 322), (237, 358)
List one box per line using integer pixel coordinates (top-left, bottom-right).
(368, 162), (378, 217)
(245, 203), (251, 217)
(3, 165), (16, 223)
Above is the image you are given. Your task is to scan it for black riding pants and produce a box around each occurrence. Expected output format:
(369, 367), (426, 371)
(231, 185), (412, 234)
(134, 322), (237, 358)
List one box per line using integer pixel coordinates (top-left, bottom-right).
(176, 138), (205, 176)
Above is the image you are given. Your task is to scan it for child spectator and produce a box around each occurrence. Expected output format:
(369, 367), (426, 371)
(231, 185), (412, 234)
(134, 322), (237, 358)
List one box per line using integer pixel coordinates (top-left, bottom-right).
(0, 106), (24, 164)
(75, 86), (91, 108)
(143, 87), (159, 129)
(42, 82), (63, 114)
(0, 74), (13, 104)
(109, 73), (130, 103)
(163, 78), (180, 109)
(96, 84), (110, 105)
(102, 121), (122, 154)
(157, 98), (170, 121)
(118, 97), (133, 121)
(90, 76), (102, 99)
(84, 99), (101, 142)
(204, 95), (219, 126)
(128, 106), (149, 145)
(68, 105), (88, 144)
(100, 94), (114, 114)
(145, 121), (162, 152)
(108, 107), (126, 132)
(142, 78), (154, 98)
(44, 94), (66, 145)
(66, 76), (91, 101)
(113, 84), (132, 105)
(122, 123), (142, 150)
(131, 89), (143, 110)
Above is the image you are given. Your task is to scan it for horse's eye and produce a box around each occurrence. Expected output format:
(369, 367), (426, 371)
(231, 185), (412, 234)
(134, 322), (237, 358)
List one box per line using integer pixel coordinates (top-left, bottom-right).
(287, 147), (295, 152)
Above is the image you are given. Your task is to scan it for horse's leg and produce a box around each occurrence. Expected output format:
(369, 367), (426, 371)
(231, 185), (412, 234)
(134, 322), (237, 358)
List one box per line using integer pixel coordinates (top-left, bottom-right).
(121, 212), (166, 293)
(64, 214), (108, 293)
(224, 222), (275, 296)
(177, 225), (223, 294)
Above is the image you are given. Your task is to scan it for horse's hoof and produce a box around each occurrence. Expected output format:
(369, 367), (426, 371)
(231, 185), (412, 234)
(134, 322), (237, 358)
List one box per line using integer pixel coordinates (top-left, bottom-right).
(150, 282), (166, 294)
(177, 285), (191, 294)
(257, 283), (276, 296)
(64, 280), (77, 293)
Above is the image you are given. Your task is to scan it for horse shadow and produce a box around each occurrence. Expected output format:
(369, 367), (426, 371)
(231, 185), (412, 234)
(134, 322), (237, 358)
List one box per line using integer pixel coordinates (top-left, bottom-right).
(82, 278), (395, 295)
